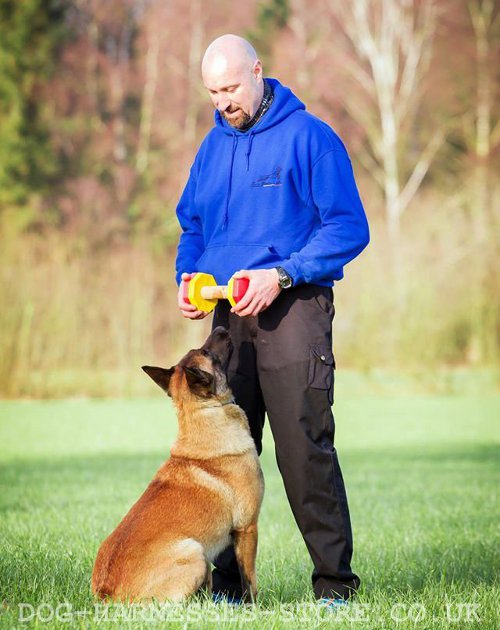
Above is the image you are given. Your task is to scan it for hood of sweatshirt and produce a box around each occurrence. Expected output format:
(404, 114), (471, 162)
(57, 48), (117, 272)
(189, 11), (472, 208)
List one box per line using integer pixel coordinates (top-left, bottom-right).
(214, 78), (305, 135)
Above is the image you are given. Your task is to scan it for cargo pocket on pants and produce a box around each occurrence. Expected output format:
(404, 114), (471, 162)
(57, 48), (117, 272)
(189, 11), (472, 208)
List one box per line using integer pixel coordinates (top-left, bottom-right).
(308, 344), (335, 405)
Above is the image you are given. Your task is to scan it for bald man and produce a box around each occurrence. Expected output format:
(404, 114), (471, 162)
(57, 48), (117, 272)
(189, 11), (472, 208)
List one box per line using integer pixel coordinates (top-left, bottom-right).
(175, 34), (369, 604)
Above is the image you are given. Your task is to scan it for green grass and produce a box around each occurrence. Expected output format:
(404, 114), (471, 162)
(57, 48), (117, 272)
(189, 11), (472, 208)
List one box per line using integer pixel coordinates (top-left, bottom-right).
(0, 375), (499, 628)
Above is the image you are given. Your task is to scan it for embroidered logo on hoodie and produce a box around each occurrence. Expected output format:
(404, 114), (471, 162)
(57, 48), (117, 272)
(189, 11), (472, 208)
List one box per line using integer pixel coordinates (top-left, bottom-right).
(252, 166), (282, 187)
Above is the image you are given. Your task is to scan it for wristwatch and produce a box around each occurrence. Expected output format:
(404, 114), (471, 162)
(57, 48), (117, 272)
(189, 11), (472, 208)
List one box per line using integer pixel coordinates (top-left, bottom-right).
(276, 266), (293, 289)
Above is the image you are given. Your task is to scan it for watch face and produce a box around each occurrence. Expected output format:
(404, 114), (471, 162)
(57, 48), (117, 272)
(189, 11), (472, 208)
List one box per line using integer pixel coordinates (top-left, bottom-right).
(278, 268), (293, 288)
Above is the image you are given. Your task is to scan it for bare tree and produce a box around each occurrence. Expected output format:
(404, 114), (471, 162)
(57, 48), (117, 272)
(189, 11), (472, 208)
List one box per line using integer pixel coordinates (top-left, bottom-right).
(329, 0), (442, 240)
(464, 0), (499, 363)
(183, 0), (205, 145)
(466, 0), (499, 242)
(136, 4), (161, 174)
(287, 0), (323, 91)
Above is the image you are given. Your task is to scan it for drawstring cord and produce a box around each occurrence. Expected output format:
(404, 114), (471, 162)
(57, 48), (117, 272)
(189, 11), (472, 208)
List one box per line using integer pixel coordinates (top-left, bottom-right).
(223, 130), (255, 230)
(223, 133), (238, 230)
(246, 130), (255, 171)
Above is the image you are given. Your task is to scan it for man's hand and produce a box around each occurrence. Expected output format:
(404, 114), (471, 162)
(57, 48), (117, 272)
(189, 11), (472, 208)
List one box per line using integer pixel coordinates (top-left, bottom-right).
(177, 273), (210, 320)
(230, 268), (282, 317)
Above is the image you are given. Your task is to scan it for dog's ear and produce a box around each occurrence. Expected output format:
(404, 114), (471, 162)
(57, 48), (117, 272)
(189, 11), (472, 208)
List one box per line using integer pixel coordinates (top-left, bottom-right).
(142, 366), (175, 395)
(183, 366), (214, 397)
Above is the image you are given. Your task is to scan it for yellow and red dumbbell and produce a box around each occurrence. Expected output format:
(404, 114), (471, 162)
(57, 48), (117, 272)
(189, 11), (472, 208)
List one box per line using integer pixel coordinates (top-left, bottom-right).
(181, 273), (250, 313)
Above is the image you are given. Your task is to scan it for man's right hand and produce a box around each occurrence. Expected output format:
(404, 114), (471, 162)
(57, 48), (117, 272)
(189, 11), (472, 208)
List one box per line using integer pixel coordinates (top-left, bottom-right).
(177, 273), (210, 320)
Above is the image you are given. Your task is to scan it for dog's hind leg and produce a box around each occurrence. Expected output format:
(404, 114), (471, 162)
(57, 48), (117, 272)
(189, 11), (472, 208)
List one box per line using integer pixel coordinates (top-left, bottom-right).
(138, 539), (208, 602)
(233, 524), (258, 603)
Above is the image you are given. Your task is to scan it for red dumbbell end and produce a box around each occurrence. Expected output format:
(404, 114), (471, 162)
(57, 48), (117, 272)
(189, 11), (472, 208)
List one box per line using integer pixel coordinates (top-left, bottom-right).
(232, 277), (250, 303)
(181, 278), (191, 305)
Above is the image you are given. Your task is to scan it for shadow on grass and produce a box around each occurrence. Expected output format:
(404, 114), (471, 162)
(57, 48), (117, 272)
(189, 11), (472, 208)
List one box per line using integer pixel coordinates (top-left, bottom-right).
(344, 442), (499, 464)
(1, 442), (496, 486)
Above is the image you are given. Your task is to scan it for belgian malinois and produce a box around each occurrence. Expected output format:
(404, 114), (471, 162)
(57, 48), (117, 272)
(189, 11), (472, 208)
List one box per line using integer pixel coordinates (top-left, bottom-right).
(92, 327), (264, 602)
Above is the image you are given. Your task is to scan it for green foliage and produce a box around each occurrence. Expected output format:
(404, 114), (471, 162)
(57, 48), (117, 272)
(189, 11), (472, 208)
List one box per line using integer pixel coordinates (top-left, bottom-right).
(257, 0), (289, 30)
(246, 0), (290, 61)
(0, 0), (68, 217)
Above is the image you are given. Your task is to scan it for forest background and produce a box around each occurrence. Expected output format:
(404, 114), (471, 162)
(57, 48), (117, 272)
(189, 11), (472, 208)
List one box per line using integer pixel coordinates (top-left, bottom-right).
(0, 0), (498, 398)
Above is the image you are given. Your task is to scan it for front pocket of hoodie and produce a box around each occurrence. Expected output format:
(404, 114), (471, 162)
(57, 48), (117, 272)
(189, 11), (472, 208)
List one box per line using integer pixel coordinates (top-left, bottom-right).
(196, 243), (282, 284)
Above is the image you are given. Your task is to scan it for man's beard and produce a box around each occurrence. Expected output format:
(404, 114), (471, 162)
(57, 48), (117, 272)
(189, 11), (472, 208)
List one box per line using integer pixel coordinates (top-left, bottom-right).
(222, 108), (251, 129)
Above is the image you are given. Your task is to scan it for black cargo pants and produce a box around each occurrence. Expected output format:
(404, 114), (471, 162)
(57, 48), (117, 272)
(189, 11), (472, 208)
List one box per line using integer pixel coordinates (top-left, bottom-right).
(211, 283), (360, 600)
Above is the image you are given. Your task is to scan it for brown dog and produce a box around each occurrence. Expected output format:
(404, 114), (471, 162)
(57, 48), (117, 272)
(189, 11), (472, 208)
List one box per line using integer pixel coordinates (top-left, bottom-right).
(91, 327), (264, 602)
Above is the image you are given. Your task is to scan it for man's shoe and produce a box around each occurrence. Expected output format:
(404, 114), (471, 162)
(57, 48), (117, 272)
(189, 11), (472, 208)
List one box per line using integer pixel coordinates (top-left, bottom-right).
(212, 592), (243, 606)
(319, 597), (349, 610)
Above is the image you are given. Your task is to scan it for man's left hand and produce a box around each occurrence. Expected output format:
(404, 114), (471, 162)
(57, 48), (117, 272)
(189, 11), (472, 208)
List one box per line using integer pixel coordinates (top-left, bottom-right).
(230, 268), (282, 317)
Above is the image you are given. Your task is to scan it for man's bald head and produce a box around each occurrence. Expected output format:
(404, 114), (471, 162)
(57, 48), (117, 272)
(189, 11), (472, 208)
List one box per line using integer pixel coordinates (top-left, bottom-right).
(201, 34), (264, 129)
(202, 34), (257, 78)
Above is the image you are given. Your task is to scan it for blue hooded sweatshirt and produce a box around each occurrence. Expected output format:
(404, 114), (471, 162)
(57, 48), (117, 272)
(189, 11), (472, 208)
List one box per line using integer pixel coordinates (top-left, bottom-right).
(175, 78), (369, 287)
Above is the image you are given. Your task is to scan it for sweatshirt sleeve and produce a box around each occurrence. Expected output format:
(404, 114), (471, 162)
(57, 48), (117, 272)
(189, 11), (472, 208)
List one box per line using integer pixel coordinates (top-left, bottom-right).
(280, 148), (369, 285)
(175, 166), (204, 286)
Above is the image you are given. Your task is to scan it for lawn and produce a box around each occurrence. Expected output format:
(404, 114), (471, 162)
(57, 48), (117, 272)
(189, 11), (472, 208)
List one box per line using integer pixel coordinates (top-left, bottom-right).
(0, 374), (498, 628)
